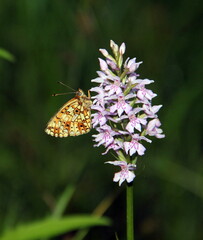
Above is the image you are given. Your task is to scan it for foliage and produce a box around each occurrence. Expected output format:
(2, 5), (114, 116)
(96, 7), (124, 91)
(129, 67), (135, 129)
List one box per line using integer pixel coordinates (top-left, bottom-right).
(1, 215), (110, 240)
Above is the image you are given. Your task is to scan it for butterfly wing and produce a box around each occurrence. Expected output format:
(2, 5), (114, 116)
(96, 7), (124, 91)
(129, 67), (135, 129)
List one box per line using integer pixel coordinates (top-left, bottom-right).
(45, 93), (91, 137)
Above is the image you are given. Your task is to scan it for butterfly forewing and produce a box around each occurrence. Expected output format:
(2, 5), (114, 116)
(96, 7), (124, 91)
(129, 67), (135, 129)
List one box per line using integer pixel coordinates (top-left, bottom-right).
(45, 89), (92, 137)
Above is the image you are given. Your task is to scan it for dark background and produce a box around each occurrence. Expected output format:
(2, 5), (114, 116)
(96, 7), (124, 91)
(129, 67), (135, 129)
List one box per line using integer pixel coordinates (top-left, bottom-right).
(0, 0), (203, 239)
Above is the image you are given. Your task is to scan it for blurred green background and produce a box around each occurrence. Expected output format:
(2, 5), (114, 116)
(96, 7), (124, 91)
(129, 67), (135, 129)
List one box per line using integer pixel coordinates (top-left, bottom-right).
(0, 0), (203, 239)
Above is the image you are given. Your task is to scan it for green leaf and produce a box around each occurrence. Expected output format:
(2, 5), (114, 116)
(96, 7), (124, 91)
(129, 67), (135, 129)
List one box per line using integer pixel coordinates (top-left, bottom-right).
(0, 215), (111, 240)
(52, 184), (75, 218)
(0, 48), (15, 62)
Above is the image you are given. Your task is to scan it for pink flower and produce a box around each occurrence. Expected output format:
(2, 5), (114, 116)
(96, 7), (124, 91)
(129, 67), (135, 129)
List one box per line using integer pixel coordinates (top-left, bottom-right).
(102, 140), (123, 155)
(119, 42), (126, 55)
(110, 95), (132, 117)
(99, 58), (108, 71)
(124, 134), (151, 156)
(105, 77), (122, 95)
(137, 87), (157, 102)
(106, 59), (119, 71)
(92, 125), (119, 147)
(124, 58), (143, 73)
(99, 48), (109, 57)
(106, 161), (136, 186)
(110, 40), (119, 53)
(126, 112), (147, 133)
(146, 119), (165, 138)
(91, 87), (105, 107)
(143, 104), (162, 118)
(91, 105), (108, 128)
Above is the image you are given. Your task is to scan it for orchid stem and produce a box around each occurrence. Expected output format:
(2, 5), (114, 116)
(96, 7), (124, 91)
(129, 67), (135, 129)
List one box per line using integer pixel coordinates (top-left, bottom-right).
(126, 182), (134, 240)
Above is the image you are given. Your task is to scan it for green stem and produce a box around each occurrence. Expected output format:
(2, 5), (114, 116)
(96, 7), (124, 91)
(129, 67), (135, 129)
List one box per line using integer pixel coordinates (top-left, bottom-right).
(126, 183), (134, 240)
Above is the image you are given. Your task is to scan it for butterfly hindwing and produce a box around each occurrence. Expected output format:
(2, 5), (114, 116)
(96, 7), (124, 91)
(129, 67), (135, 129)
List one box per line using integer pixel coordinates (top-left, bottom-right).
(45, 89), (92, 137)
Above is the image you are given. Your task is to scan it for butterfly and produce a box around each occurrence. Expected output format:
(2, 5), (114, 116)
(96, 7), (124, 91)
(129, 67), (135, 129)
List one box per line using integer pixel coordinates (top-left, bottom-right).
(45, 89), (92, 137)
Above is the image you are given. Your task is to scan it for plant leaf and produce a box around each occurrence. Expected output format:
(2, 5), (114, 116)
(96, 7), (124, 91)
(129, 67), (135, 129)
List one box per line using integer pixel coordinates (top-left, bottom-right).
(0, 48), (15, 62)
(0, 215), (111, 240)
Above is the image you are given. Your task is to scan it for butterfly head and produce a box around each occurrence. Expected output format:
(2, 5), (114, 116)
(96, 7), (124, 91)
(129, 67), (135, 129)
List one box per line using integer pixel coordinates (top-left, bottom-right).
(77, 88), (91, 99)
(76, 88), (85, 96)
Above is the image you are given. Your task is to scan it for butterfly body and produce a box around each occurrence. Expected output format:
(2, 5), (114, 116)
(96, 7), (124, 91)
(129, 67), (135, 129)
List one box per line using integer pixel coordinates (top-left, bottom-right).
(45, 89), (92, 137)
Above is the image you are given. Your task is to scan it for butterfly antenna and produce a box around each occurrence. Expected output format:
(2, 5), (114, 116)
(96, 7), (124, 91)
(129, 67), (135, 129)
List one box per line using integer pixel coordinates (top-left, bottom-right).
(57, 81), (76, 92)
(52, 92), (74, 97)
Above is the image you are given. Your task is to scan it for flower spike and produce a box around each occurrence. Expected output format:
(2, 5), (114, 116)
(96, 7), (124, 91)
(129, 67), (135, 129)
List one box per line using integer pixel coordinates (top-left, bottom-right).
(91, 40), (165, 186)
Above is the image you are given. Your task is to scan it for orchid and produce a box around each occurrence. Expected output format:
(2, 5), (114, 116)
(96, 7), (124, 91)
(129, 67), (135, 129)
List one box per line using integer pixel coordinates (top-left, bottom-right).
(105, 161), (136, 186)
(91, 40), (165, 186)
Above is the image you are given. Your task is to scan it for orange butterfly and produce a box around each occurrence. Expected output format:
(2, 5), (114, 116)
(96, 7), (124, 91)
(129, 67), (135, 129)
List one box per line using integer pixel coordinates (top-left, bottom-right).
(45, 89), (92, 137)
